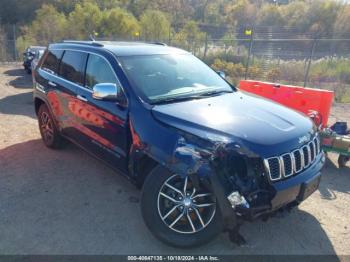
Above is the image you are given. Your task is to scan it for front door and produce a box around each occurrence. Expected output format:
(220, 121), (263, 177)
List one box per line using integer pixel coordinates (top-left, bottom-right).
(73, 53), (129, 172)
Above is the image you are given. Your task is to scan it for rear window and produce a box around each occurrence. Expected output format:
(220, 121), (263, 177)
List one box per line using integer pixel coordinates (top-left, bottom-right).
(41, 50), (63, 74)
(59, 50), (87, 86)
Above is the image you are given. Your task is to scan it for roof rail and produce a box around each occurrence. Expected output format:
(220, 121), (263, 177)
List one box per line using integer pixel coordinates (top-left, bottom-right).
(61, 40), (104, 47)
(150, 42), (167, 46)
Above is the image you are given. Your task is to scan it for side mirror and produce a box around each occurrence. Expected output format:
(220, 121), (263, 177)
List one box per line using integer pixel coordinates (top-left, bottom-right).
(92, 83), (119, 101)
(217, 71), (226, 79)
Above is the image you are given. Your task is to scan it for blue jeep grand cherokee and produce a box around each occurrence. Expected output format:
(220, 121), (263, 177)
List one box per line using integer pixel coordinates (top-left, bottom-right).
(33, 41), (325, 247)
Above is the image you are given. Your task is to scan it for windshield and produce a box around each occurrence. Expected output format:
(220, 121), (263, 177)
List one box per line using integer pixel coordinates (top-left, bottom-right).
(119, 54), (233, 104)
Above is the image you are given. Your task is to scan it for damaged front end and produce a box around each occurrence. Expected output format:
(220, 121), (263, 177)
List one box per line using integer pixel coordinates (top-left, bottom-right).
(165, 132), (324, 243)
(167, 134), (275, 232)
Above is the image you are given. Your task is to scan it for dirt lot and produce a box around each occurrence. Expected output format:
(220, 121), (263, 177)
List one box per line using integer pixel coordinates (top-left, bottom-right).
(0, 65), (349, 255)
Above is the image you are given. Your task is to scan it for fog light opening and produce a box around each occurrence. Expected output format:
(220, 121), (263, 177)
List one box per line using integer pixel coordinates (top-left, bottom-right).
(227, 191), (250, 208)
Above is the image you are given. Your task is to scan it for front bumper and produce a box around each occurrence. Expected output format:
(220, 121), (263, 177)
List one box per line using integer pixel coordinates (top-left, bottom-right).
(235, 152), (325, 220)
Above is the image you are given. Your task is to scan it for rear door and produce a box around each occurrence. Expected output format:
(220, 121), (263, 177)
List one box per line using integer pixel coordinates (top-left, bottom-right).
(35, 49), (76, 134)
(55, 50), (88, 139)
(73, 53), (129, 172)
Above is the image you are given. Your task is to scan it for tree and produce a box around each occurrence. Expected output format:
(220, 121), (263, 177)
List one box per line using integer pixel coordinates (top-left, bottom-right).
(334, 3), (350, 37)
(16, 4), (67, 52)
(280, 1), (309, 29)
(173, 20), (206, 54)
(224, 0), (257, 29)
(306, 0), (340, 37)
(0, 0), (46, 25)
(67, 2), (103, 40)
(257, 4), (285, 27)
(333, 4), (350, 52)
(140, 10), (170, 41)
(100, 8), (140, 39)
(31, 4), (68, 43)
(0, 25), (8, 61)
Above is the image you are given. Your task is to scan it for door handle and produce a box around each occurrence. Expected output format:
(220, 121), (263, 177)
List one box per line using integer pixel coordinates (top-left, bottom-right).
(48, 81), (57, 87)
(77, 94), (88, 102)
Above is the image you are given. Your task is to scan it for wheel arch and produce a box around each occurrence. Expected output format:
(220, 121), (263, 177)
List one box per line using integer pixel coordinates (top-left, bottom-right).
(34, 97), (46, 115)
(129, 150), (161, 189)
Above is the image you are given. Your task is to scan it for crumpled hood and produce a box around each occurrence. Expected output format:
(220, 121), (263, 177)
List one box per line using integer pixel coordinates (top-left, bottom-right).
(151, 91), (315, 158)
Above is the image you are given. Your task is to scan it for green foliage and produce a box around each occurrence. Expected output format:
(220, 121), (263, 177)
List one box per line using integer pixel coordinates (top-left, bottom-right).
(257, 4), (285, 26)
(3, 0), (350, 102)
(67, 2), (103, 39)
(309, 59), (350, 84)
(334, 4), (350, 39)
(211, 58), (246, 84)
(15, 4), (67, 53)
(173, 21), (206, 54)
(140, 10), (170, 41)
(100, 8), (140, 39)
(16, 2), (140, 46)
(224, 0), (257, 28)
(204, 48), (246, 66)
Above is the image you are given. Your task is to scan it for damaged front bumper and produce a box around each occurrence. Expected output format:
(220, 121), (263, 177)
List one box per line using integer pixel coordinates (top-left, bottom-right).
(227, 152), (325, 221)
(167, 134), (325, 232)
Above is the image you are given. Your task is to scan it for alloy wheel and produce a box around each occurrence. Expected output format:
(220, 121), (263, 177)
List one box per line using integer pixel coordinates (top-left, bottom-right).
(40, 111), (54, 144)
(157, 174), (216, 234)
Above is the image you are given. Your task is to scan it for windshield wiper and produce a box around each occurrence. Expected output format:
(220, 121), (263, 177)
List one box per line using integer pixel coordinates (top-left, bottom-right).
(196, 90), (233, 97)
(151, 95), (204, 105)
(151, 90), (233, 105)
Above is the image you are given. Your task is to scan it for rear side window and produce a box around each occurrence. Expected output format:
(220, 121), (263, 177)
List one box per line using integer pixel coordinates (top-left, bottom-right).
(59, 50), (87, 86)
(85, 54), (117, 89)
(41, 50), (63, 74)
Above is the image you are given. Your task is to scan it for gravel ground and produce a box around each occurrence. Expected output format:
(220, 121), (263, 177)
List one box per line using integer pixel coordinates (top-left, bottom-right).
(0, 65), (349, 255)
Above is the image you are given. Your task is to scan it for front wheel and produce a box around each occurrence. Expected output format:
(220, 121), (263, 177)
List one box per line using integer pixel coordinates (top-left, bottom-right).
(141, 165), (223, 248)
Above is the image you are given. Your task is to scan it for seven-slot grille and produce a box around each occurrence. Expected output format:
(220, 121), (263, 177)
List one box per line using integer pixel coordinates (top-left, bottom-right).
(264, 135), (321, 181)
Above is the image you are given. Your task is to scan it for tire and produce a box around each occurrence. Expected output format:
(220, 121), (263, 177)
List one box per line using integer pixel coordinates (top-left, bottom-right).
(141, 165), (223, 248)
(338, 155), (349, 168)
(37, 103), (65, 149)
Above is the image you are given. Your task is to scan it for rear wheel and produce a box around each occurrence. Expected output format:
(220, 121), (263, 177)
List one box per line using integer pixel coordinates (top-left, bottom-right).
(38, 104), (65, 149)
(141, 165), (223, 248)
(338, 155), (349, 168)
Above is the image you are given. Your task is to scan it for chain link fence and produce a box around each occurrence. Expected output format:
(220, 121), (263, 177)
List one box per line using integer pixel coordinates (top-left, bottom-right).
(168, 25), (350, 102)
(1, 24), (349, 102)
(0, 24), (19, 62)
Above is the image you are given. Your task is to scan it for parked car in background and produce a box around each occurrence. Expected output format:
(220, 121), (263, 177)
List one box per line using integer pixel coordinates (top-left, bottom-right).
(31, 48), (46, 72)
(31, 48), (46, 83)
(23, 46), (46, 74)
(33, 41), (325, 248)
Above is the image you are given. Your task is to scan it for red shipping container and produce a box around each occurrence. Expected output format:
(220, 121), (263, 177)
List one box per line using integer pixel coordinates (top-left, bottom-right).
(239, 80), (334, 127)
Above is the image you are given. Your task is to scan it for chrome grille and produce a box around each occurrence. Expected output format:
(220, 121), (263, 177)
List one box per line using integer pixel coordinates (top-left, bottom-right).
(302, 145), (310, 167)
(265, 158), (281, 181)
(264, 135), (321, 182)
(282, 154), (293, 177)
(293, 150), (302, 172)
(309, 141), (315, 161)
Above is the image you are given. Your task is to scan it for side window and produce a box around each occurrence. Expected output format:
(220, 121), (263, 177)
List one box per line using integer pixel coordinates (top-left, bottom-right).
(85, 54), (117, 89)
(41, 50), (63, 75)
(59, 50), (87, 86)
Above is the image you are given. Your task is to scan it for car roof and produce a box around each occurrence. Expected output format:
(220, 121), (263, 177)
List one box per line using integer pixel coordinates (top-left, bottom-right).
(48, 41), (189, 57)
(28, 46), (46, 50)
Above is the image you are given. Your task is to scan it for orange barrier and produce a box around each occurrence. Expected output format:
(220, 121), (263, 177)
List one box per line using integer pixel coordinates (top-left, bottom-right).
(239, 80), (334, 127)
